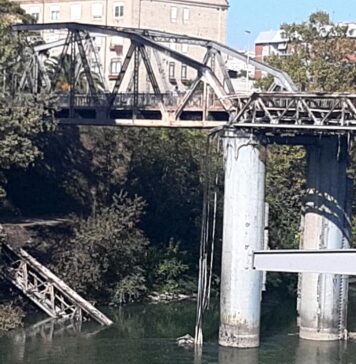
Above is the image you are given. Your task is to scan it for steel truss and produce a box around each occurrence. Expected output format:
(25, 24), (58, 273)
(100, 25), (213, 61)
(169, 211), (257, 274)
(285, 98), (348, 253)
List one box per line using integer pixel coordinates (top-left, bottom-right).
(11, 23), (356, 132)
(229, 93), (356, 132)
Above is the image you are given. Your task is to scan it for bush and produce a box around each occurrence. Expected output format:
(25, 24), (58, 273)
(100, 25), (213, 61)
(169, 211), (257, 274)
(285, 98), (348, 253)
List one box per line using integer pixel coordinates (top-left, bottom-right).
(50, 192), (149, 303)
(0, 304), (24, 333)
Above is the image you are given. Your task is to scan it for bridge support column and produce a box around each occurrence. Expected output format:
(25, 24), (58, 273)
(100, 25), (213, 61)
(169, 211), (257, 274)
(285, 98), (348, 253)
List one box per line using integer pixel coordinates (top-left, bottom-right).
(299, 136), (351, 341)
(219, 129), (266, 348)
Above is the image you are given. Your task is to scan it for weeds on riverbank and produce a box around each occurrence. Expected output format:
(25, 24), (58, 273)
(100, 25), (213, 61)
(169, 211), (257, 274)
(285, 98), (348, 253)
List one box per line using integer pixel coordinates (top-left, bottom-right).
(0, 304), (24, 333)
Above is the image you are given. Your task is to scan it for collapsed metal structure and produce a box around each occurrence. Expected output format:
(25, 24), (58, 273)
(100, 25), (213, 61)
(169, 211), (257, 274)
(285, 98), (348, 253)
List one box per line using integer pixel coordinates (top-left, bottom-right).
(8, 23), (356, 348)
(2, 244), (113, 326)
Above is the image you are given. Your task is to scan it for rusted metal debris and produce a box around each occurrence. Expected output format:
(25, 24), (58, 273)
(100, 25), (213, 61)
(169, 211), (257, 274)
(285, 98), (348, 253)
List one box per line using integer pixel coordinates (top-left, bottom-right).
(1, 243), (113, 326)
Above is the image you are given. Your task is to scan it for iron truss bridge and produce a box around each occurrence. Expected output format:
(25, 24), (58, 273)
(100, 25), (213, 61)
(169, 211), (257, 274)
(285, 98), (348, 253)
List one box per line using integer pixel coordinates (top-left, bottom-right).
(11, 23), (356, 132)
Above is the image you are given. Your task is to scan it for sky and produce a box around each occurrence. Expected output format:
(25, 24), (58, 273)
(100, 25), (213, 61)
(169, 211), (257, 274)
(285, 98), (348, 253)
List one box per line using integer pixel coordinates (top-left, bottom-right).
(228, 0), (356, 50)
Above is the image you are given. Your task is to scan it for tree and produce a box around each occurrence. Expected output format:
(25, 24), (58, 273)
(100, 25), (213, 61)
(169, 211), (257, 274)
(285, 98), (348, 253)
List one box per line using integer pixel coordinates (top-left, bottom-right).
(257, 11), (356, 92)
(49, 192), (149, 303)
(0, 0), (54, 202)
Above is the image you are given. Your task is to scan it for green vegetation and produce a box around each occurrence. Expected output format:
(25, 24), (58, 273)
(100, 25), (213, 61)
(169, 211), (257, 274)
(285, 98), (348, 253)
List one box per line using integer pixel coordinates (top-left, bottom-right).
(0, 304), (24, 333)
(256, 11), (356, 92)
(0, 1), (55, 204)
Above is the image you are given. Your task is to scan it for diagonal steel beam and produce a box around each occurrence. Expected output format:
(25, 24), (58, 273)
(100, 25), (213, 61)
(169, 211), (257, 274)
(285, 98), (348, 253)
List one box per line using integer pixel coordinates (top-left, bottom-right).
(73, 31), (98, 97)
(85, 34), (109, 92)
(107, 42), (136, 109)
(51, 30), (72, 91)
(139, 45), (160, 94)
(152, 49), (170, 92)
(175, 50), (212, 120)
(139, 45), (167, 116)
(215, 51), (235, 94)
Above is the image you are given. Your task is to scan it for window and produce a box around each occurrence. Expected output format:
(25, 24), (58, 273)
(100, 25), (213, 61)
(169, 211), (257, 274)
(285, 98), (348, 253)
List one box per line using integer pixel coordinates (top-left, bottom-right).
(29, 6), (40, 21)
(169, 42), (176, 51)
(170, 7), (177, 23)
(70, 4), (81, 20)
(181, 43), (188, 53)
(183, 8), (189, 24)
(50, 6), (60, 21)
(169, 62), (175, 79)
(92, 3), (103, 19)
(278, 43), (287, 51)
(110, 58), (122, 75)
(113, 3), (124, 18)
(181, 65), (187, 80)
(32, 12), (39, 21)
(110, 36), (123, 54)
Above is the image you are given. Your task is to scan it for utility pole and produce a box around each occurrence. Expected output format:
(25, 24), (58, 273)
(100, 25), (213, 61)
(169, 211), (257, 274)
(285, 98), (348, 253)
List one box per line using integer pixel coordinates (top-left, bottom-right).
(245, 30), (251, 91)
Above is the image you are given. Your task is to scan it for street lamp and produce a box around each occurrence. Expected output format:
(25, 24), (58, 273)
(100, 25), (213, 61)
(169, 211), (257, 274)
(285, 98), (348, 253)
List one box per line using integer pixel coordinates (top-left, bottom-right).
(245, 30), (251, 90)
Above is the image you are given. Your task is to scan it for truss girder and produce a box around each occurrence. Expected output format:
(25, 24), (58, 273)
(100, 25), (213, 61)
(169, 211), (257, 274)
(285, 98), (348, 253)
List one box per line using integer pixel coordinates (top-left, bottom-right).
(13, 22), (297, 92)
(14, 22), (235, 115)
(229, 93), (356, 131)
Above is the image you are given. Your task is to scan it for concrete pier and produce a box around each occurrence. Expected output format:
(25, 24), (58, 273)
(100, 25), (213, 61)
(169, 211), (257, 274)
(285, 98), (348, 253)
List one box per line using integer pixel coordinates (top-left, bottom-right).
(219, 130), (266, 348)
(299, 136), (351, 341)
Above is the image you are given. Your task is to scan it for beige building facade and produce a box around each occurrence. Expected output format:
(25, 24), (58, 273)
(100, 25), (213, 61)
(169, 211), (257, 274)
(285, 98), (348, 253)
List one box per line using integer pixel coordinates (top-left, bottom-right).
(15, 0), (229, 90)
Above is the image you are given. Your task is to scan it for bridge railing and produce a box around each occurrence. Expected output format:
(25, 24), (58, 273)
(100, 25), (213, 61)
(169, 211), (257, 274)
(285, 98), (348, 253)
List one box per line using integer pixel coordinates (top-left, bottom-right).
(54, 91), (225, 110)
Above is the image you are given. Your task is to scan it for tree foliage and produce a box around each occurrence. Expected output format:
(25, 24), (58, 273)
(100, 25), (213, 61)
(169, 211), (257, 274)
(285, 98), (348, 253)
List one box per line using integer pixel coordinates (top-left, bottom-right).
(50, 192), (149, 302)
(0, 0), (55, 201)
(256, 11), (356, 92)
(266, 146), (306, 250)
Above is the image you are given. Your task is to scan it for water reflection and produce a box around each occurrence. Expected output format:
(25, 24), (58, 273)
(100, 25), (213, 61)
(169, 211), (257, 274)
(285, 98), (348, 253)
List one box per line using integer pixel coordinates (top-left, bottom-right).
(295, 339), (343, 364)
(218, 346), (259, 364)
(2, 299), (356, 364)
(6, 317), (103, 364)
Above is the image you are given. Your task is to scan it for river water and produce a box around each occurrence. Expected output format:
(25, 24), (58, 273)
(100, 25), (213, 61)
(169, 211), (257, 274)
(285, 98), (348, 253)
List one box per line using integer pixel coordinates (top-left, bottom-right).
(2, 289), (356, 364)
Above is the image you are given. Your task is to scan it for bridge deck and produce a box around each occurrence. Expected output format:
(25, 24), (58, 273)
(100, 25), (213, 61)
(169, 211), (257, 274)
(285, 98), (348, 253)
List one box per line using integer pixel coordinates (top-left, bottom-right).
(52, 92), (356, 132)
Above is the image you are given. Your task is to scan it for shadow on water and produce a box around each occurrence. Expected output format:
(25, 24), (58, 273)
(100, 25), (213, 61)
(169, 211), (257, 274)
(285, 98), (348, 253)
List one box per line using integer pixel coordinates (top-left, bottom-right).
(1, 294), (356, 363)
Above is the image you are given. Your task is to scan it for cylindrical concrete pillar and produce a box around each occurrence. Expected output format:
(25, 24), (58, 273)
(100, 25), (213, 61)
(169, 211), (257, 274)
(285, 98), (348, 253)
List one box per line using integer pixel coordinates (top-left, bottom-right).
(219, 130), (266, 348)
(299, 136), (351, 341)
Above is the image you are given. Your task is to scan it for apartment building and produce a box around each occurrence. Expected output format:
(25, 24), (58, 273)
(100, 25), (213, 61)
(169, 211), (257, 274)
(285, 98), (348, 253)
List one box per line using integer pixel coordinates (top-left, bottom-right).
(15, 0), (229, 90)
